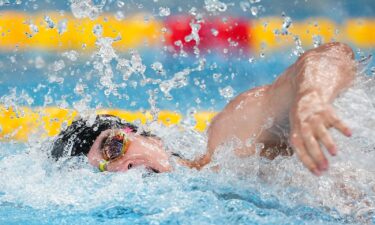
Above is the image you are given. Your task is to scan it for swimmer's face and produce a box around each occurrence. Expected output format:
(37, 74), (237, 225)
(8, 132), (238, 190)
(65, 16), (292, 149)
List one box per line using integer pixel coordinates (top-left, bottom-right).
(87, 129), (172, 173)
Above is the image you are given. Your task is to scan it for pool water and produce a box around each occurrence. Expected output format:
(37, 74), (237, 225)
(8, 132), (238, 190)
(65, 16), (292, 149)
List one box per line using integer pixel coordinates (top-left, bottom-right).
(1, 68), (375, 224)
(1, 0), (375, 224)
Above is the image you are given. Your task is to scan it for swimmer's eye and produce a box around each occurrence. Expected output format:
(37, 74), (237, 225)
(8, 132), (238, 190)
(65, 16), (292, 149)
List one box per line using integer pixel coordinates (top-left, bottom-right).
(101, 131), (131, 161)
(128, 163), (133, 170)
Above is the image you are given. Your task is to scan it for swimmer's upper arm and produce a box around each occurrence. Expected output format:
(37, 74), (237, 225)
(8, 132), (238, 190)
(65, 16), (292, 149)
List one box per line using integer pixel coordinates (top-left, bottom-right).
(182, 86), (277, 170)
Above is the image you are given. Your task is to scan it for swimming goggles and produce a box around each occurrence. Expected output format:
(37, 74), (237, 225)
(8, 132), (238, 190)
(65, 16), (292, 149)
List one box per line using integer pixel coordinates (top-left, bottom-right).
(99, 129), (131, 171)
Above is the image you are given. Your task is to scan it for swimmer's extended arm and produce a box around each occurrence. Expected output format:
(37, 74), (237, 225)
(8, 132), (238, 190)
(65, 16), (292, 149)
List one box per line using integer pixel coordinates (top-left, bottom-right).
(282, 42), (355, 175)
(181, 42), (356, 174)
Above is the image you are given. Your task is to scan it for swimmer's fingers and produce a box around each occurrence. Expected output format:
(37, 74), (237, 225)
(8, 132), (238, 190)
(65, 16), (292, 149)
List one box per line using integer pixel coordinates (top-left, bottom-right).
(315, 124), (337, 156)
(328, 110), (352, 137)
(290, 132), (321, 176)
(301, 127), (328, 171)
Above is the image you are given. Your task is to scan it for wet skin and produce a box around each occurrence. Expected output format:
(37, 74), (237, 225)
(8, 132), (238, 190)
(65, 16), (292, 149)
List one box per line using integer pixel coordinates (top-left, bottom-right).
(88, 129), (172, 173)
(88, 42), (356, 176)
(184, 42), (355, 176)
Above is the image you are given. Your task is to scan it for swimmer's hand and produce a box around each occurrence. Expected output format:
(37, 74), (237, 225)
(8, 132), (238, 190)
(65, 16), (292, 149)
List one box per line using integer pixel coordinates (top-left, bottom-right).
(289, 92), (352, 176)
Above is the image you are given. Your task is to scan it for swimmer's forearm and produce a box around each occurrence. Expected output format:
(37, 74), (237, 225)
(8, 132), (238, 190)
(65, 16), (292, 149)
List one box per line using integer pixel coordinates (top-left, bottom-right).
(291, 42), (355, 104)
(267, 42), (355, 123)
(287, 42), (355, 175)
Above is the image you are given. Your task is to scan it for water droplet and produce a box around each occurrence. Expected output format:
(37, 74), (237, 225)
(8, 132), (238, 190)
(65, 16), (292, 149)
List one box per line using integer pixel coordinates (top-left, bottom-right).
(313, 35), (322, 48)
(293, 35), (304, 56)
(57, 19), (68, 34)
(255, 143), (265, 152)
(35, 56), (45, 69)
(62, 50), (79, 61)
(211, 28), (219, 36)
(29, 23), (39, 34)
(70, 0), (102, 20)
(250, 6), (258, 17)
(151, 62), (165, 75)
(213, 73), (222, 82)
(189, 7), (197, 16)
(159, 7), (170, 17)
(116, 0), (124, 8)
(51, 60), (65, 72)
(44, 15), (55, 29)
(219, 86), (234, 99)
(74, 82), (86, 95)
(240, 1), (250, 12)
(204, 0), (227, 13)
(281, 13), (292, 35)
(115, 11), (125, 20)
(93, 24), (103, 37)
(0, 0), (10, 6)
(184, 21), (201, 46)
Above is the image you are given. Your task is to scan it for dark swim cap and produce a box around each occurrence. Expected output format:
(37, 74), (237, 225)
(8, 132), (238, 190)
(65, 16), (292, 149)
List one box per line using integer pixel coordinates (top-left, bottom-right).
(51, 114), (142, 160)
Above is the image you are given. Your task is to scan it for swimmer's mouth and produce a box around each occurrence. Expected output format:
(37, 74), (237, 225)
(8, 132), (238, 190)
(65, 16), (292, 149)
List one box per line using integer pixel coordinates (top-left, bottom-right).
(147, 167), (160, 173)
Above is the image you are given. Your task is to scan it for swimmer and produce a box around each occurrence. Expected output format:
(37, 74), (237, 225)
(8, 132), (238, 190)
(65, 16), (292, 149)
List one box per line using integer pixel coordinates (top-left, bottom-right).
(51, 42), (356, 176)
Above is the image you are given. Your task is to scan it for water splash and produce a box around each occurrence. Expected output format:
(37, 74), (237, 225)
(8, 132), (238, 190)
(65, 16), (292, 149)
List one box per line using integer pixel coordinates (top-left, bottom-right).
(70, 0), (105, 19)
(204, 0), (227, 13)
(158, 7), (170, 17)
(281, 12), (292, 35)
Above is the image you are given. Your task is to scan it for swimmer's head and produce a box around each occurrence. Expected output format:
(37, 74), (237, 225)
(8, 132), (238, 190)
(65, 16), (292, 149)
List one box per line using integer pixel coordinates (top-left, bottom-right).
(51, 115), (171, 173)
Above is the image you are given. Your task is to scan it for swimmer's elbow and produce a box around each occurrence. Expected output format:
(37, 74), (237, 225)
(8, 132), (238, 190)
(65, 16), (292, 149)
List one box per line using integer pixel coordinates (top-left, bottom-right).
(330, 42), (354, 60)
(301, 42), (354, 62)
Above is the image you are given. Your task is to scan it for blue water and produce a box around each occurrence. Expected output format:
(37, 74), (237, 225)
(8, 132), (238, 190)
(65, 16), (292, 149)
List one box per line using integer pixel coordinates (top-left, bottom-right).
(1, 0), (375, 224)
(0, 50), (375, 224)
(0, 143), (363, 225)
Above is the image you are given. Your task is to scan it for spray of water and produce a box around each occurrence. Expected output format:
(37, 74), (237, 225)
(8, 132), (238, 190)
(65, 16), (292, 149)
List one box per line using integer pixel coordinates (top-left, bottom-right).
(0, 1), (374, 224)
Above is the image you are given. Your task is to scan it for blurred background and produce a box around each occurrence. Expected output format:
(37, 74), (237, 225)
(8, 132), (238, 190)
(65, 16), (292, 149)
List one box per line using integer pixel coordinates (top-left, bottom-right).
(0, 0), (374, 140)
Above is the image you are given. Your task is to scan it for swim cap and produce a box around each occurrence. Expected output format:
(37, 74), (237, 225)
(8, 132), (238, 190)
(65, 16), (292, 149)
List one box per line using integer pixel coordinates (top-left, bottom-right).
(50, 114), (141, 160)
